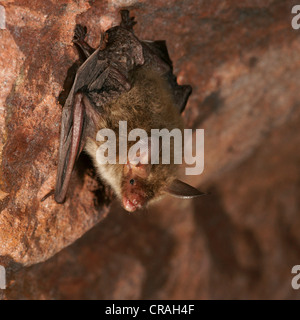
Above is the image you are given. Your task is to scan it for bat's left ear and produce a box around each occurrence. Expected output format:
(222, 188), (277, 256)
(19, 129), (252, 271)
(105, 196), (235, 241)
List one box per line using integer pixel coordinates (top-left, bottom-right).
(165, 179), (206, 199)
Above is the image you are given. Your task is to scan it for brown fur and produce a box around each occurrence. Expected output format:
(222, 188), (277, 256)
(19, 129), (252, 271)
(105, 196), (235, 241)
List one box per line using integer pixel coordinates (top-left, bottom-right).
(85, 66), (183, 205)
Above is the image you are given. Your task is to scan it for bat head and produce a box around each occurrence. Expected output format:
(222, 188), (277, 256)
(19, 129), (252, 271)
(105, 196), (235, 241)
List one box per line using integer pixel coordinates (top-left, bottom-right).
(121, 137), (205, 212)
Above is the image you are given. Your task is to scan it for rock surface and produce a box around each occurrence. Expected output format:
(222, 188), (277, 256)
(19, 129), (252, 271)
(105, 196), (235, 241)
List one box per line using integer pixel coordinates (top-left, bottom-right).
(1, 0), (300, 299)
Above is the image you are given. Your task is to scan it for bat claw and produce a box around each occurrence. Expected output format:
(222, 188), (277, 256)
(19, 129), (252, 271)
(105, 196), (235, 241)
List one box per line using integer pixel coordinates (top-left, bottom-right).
(73, 24), (95, 58)
(120, 9), (137, 31)
(73, 24), (87, 43)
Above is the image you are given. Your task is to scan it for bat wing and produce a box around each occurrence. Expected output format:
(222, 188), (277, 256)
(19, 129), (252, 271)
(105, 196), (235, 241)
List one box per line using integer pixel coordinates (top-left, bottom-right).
(55, 92), (86, 203)
(142, 40), (192, 113)
(55, 28), (145, 203)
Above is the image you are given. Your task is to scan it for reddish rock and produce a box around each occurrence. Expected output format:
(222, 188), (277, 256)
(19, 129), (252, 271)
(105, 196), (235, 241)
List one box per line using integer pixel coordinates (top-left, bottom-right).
(1, 0), (300, 299)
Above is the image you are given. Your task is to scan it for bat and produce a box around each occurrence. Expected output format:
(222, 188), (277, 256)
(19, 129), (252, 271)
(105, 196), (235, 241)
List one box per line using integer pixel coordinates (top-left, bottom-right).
(54, 9), (205, 212)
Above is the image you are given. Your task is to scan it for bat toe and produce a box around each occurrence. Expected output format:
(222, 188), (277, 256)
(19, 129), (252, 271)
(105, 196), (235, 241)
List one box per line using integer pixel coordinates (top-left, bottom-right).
(73, 24), (87, 43)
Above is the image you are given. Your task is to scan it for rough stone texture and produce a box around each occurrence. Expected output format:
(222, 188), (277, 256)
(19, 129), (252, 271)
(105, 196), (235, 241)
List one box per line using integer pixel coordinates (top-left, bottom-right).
(1, 0), (300, 299)
(0, 0), (113, 267)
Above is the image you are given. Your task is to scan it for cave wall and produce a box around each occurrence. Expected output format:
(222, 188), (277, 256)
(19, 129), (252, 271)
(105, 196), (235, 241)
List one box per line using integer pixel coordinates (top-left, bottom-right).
(1, 0), (300, 299)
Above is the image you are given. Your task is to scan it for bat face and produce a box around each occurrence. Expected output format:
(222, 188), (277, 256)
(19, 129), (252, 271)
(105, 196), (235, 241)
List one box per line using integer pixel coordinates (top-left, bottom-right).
(121, 162), (153, 212)
(122, 176), (148, 212)
(54, 9), (206, 211)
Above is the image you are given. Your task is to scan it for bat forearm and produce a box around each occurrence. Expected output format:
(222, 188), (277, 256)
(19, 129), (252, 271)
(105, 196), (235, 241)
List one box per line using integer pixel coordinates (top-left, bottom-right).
(74, 40), (95, 59)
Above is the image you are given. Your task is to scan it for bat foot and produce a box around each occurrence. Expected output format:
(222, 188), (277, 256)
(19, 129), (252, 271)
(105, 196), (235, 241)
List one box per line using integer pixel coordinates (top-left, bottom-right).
(73, 24), (95, 59)
(120, 9), (137, 31)
(73, 24), (87, 43)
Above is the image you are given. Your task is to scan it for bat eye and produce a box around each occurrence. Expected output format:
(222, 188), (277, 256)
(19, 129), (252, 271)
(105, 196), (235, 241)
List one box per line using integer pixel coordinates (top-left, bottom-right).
(130, 179), (135, 185)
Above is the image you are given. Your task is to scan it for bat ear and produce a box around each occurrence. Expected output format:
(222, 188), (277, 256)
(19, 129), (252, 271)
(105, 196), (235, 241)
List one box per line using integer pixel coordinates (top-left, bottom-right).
(165, 179), (206, 199)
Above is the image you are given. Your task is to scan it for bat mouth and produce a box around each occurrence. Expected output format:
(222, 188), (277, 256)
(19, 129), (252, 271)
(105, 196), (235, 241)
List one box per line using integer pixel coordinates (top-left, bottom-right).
(122, 197), (143, 212)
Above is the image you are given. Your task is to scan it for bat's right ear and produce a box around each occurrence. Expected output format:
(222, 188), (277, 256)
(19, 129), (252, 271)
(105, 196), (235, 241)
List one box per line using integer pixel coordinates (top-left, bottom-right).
(165, 179), (206, 199)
